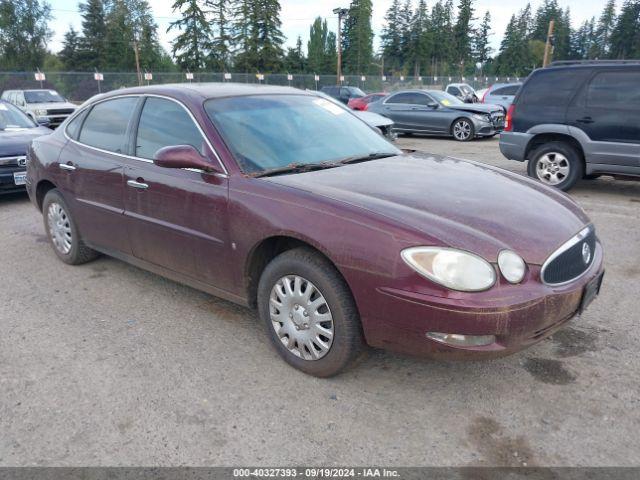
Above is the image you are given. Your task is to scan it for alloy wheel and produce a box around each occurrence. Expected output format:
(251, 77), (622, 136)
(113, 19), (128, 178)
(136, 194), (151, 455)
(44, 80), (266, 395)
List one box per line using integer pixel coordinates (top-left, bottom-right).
(47, 202), (73, 255)
(536, 152), (570, 186)
(269, 275), (334, 361)
(453, 120), (472, 141)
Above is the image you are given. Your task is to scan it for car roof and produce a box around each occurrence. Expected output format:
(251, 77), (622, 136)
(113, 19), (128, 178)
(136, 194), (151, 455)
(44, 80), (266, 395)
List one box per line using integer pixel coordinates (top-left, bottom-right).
(97, 83), (310, 102)
(489, 82), (522, 89)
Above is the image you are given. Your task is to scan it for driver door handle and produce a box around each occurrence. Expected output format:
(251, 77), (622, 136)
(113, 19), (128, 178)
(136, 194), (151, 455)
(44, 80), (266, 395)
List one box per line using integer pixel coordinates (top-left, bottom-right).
(576, 117), (594, 124)
(59, 162), (76, 171)
(127, 179), (149, 190)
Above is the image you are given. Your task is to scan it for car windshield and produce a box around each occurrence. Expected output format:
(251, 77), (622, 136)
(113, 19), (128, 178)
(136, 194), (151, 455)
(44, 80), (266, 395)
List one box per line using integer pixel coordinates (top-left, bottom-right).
(430, 91), (465, 106)
(24, 90), (65, 103)
(205, 94), (400, 174)
(0, 102), (36, 129)
(459, 85), (473, 94)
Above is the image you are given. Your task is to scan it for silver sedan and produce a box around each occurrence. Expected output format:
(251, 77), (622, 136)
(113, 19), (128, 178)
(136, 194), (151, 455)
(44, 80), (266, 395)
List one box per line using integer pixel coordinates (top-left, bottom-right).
(368, 90), (505, 141)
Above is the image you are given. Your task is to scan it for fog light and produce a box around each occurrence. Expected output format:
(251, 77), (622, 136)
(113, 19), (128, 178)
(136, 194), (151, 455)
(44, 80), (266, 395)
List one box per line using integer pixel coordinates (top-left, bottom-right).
(426, 332), (496, 347)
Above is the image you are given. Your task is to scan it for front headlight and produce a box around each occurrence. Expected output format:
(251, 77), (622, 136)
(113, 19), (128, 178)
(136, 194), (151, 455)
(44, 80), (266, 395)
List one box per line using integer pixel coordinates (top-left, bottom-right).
(498, 250), (526, 284)
(472, 113), (491, 122)
(401, 247), (497, 292)
(35, 109), (47, 116)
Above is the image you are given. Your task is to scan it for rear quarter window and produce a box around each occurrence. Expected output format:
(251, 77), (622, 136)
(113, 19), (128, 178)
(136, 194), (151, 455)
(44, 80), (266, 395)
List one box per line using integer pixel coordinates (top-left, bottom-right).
(519, 69), (590, 106)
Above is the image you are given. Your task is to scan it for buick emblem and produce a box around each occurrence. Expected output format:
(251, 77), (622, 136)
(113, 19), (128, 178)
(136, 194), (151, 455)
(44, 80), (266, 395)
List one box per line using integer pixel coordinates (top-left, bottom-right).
(582, 242), (592, 264)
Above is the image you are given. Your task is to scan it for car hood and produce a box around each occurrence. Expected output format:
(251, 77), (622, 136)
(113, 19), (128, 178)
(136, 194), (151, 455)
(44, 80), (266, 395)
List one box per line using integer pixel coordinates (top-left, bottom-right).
(0, 127), (51, 156)
(354, 111), (394, 127)
(28, 101), (77, 111)
(447, 103), (503, 114)
(265, 153), (590, 265)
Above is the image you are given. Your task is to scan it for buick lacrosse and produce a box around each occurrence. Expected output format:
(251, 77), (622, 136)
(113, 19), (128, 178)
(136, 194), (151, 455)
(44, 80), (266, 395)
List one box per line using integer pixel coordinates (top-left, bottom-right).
(26, 84), (604, 377)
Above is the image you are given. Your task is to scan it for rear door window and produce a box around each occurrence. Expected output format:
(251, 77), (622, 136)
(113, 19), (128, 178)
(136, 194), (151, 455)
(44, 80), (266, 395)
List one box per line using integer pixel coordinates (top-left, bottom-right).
(493, 86), (520, 96)
(586, 70), (640, 109)
(135, 97), (205, 159)
(387, 93), (416, 104)
(448, 87), (461, 96)
(78, 97), (138, 153)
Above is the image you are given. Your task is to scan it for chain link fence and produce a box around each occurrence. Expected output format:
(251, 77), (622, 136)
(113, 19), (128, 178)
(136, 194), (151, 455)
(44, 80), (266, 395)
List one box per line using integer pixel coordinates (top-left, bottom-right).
(0, 71), (526, 103)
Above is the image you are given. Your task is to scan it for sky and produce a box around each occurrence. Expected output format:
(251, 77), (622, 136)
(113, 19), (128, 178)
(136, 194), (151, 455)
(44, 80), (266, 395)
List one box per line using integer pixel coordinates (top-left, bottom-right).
(48, 0), (610, 57)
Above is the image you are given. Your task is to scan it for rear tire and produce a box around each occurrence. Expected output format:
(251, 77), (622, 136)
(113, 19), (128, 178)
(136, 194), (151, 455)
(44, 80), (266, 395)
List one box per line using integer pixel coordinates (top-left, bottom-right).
(257, 247), (364, 377)
(42, 189), (98, 265)
(527, 141), (583, 191)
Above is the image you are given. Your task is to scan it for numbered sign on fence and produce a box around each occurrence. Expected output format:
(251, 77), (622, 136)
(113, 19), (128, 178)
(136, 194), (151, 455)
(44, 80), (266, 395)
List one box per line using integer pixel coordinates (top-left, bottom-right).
(314, 75), (320, 81)
(185, 72), (194, 80)
(34, 72), (46, 81)
(361, 76), (366, 82)
(418, 76), (422, 82)
(340, 75), (345, 82)
(224, 73), (232, 80)
(287, 74), (293, 81)
(434, 76), (438, 81)
(381, 76), (386, 81)
(144, 72), (153, 81)
(400, 76), (405, 81)
(94, 72), (103, 81)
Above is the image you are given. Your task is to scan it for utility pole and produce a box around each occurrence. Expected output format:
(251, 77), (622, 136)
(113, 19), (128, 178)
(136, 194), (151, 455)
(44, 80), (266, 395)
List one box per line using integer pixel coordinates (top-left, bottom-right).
(333, 7), (348, 85)
(133, 40), (142, 86)
(543, 20), (555, 67)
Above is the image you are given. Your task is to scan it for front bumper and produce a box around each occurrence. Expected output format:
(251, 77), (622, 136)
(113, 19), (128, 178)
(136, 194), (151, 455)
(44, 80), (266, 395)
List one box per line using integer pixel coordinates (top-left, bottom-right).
(0, 167), (27, 194)
(360, 242), (604, 359)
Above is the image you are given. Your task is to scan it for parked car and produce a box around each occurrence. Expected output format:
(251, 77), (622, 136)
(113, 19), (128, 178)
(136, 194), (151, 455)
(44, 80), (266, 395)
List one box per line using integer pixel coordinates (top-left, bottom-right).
(500, 60), (640, 191)
(0, 100), (50, 195)
(445, 83), (479, 103)
(368, 89), (505, 141)
(1, 89), (77, 129)
(347, 92), (386, 111)
(481, 83), (522, 111)
(311, 90), (396, 141)
(27, 84), (604, 377)
(320, 85), (366, 105)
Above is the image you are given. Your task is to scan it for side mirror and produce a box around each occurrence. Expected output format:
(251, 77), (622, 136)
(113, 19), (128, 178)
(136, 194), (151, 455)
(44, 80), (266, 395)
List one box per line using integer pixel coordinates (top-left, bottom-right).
(153, 145), (217, 172)
(428, 102), (439, 109)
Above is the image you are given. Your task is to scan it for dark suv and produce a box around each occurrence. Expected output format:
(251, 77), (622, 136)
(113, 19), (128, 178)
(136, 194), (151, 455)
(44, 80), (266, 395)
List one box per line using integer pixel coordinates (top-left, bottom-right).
(500, 61), (640, 191)
(320, 85), (366, 105)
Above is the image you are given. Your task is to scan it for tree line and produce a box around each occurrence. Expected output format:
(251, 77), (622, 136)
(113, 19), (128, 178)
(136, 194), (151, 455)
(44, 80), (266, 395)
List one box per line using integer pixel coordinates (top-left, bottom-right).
(0, 0), (639, 77)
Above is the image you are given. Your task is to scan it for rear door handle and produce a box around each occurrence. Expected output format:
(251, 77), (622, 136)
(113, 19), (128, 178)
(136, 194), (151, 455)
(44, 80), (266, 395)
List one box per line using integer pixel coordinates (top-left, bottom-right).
(127, 179), (149, 190)
(576, 117), (594, 124)
(59, 162), (76, 171)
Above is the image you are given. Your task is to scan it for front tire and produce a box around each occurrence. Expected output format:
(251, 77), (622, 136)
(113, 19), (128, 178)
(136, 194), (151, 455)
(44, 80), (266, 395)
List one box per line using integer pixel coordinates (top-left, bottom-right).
(527, 141), (583, 191)
(42, 189), (98, 265)
(452, 118), (475, 142)
(257, 248), (364, 377)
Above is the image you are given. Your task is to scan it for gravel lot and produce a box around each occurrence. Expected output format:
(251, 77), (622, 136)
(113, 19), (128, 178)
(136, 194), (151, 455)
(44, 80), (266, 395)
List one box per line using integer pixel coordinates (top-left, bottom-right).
(1, 135), (639, 467)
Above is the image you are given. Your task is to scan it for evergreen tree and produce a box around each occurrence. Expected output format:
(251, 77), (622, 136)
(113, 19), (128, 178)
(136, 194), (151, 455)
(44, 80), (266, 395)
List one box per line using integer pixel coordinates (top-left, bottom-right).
(233, 0), (284, 72)
(324, 31), (337, 73)
(609, 0), (640, 59)
(0, 0), (51, 70)
(594, 0), (617, 58)
(407, 0), (431, 76)
(453, 0), (475, 73)
(207, 0), (232, 70)
(342, 0), (374, 75)
(473, 11), (492, 68)
(232, 0), (255, 72)
(168, 0), (212, 71)
(60, 27), (81, 70)
(284, 36), (305, 73)
(307, 17), (329, 73)
(397, 0), (414, 71)
(78, 0), (107, 69)
(381, 0), (403, 73)
(428, 0), (455, 75)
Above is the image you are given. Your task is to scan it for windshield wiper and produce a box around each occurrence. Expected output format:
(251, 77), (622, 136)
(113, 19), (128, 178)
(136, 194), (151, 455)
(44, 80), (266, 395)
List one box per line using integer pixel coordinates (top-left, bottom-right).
(251, 161), (341, 178)
(335, 152), (398, 165)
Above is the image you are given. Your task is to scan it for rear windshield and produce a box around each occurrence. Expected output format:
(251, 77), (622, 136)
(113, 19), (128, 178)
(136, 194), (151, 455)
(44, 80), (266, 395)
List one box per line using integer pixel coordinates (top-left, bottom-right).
(519, 69), (589, 106)
(25, 90), (65, 103)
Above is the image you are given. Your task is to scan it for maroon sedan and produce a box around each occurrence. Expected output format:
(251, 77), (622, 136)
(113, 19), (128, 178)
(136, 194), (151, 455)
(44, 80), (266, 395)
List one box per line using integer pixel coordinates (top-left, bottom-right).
(26, 84), (604, 377)
(347, 92), (386, 111)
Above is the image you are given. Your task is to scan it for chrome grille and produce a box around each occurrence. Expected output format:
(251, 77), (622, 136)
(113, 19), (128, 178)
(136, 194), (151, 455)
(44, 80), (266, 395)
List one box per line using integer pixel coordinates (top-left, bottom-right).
(0, 156), (26, 168)
(541, 226), (597, 286)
